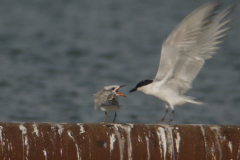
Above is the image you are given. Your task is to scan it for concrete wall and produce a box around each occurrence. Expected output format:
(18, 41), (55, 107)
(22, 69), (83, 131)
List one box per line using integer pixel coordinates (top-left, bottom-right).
(0, 123), (239, 160)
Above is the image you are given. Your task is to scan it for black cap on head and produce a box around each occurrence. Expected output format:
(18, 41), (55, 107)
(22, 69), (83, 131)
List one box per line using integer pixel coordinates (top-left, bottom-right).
(129, 79), (153, 93)
(136, 79), (153, 88)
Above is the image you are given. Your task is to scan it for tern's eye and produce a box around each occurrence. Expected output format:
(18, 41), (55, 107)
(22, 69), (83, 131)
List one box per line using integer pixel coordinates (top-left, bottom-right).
(112, 87), (115, 90)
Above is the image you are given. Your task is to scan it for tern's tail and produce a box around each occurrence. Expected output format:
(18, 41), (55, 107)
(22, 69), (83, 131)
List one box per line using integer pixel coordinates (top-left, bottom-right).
(184, 96), (204, 105)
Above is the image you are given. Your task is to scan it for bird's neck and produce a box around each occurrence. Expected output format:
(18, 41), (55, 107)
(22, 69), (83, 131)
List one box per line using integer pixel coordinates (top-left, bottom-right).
(139, 84), (153, 95)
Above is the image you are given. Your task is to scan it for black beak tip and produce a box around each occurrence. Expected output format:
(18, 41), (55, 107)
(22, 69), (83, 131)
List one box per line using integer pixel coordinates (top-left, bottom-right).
(129, 88), (137, 93)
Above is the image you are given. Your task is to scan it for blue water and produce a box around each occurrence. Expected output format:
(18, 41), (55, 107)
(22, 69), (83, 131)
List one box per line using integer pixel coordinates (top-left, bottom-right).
(0, 0), (239, 125)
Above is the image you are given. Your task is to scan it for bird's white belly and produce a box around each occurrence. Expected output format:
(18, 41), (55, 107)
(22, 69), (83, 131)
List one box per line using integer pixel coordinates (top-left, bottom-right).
(148, 85), (185, 106)
(99, 105), (119, 112)
(150, 87), (172, 102)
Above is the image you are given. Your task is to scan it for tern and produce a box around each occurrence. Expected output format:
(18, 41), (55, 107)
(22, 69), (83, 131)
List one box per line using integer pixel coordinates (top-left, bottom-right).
(129, 3), (234, 123)
(94, 85), (126, 123)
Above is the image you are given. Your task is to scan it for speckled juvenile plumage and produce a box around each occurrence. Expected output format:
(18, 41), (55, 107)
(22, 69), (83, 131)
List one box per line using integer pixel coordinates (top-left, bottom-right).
(94, 85), (126, 123)
(94, 89), (119, 111)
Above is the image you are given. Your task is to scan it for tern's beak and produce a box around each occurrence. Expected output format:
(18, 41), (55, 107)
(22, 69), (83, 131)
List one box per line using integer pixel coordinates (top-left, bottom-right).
(116, 85), (127, 97)
(129, 87), (137, 93)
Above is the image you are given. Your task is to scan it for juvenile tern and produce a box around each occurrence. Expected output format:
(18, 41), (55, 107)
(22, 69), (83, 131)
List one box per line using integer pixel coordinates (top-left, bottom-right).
(94, 85), (126, 123)
(129, 3), (234, 123)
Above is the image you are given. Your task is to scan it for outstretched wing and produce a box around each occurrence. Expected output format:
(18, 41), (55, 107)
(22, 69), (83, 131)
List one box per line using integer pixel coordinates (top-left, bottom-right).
(154, 3), (220, 82)
(154, 3), (234, 94)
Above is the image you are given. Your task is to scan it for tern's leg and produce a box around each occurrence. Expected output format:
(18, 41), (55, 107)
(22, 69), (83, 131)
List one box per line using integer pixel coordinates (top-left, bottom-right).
(167, 110), (175, 124)
(157, 105), (169, 123)
(112, 112), (117, 123)
(103, 112), (107, 123)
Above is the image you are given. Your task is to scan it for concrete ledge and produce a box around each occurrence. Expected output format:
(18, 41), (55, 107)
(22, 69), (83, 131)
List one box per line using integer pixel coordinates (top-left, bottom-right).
(0, 123), (239, 160)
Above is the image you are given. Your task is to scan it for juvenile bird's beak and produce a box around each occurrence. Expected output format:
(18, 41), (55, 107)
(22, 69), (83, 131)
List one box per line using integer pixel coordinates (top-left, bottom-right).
(129, 87), (137, 93)
(116, 85), (127, 97)
(119, 85), (126, 88)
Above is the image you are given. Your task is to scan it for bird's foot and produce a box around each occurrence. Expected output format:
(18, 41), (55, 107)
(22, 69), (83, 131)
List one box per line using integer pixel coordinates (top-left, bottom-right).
(166, 119), (173, 124)
(100, 121), (107, 124)
(157, 118), (165, 123)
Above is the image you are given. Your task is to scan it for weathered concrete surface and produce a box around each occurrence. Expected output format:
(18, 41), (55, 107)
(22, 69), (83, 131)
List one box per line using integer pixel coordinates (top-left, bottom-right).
(0, 123), (239, 160)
